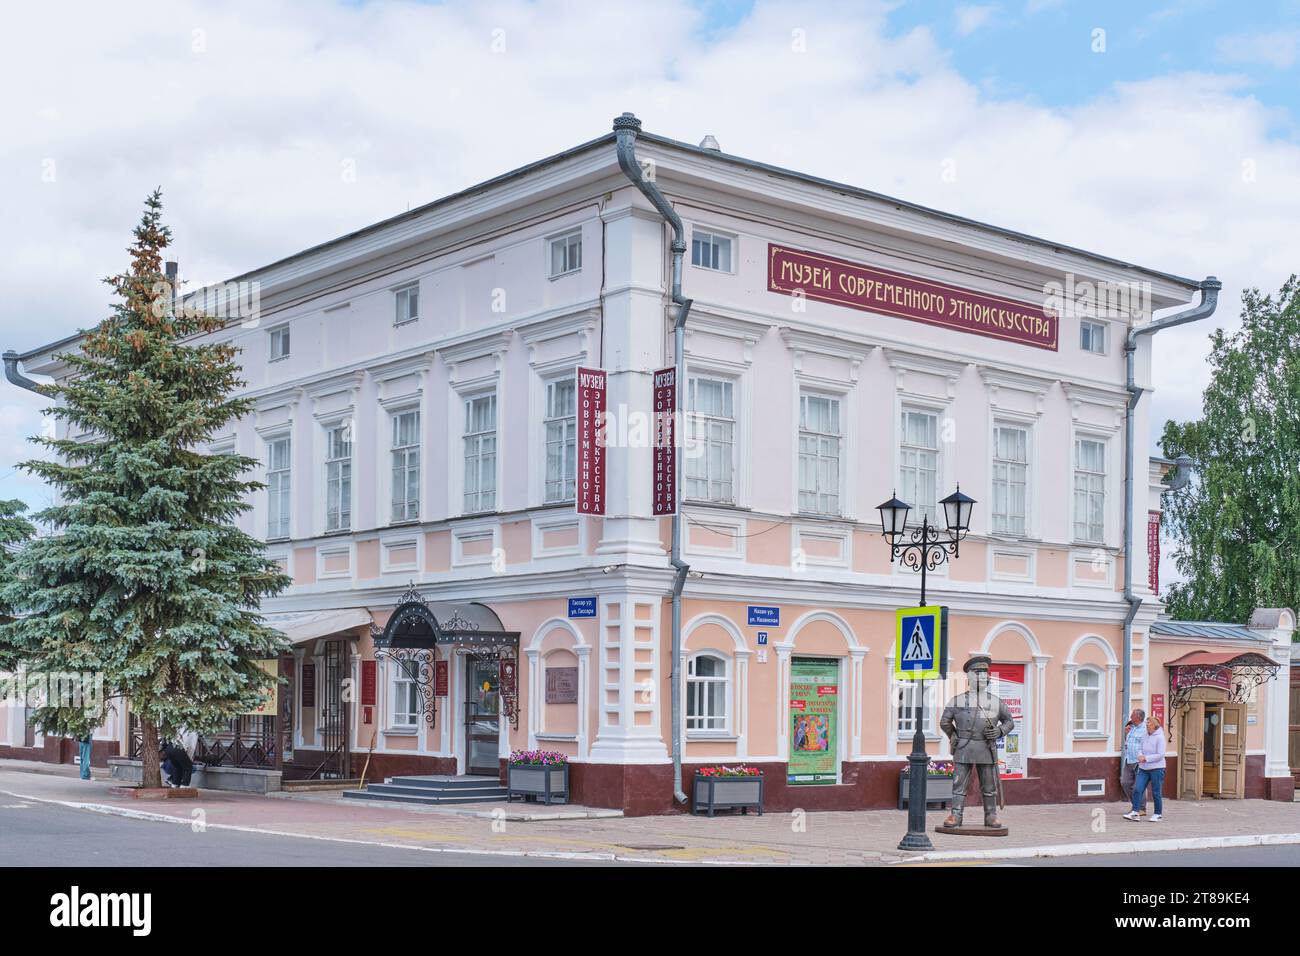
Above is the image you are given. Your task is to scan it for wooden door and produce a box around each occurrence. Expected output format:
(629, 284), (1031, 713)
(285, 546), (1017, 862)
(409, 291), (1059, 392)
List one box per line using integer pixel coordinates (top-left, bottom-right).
(1178, 702), (1203, 799)
(1288, 671), (1300, 779)
(1219, 702), (1246, 799)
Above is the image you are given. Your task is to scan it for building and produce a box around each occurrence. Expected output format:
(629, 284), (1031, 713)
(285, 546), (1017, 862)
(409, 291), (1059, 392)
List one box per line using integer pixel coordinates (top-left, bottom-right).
(2, 115), (1295, 813)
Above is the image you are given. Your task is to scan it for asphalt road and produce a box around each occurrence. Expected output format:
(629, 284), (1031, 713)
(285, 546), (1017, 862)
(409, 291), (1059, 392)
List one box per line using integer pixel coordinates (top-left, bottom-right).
(0, 799), (602, 867)
(1023, 844), (1300, 866)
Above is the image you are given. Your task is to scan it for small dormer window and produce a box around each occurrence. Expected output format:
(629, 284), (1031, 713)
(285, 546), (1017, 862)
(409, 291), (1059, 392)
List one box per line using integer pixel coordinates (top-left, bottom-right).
(269, 326), (290, 362)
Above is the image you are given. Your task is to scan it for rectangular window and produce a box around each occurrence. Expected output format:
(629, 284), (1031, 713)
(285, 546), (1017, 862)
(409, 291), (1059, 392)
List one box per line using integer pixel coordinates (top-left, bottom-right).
(1074, 438), (1106, 543)
(1080, 319), (1106, 354)
(269, 326), (290, 361)
(325, 424), (352, 533)
(899, 408), (939, 523)
(543, 378), (577, 503)
(690, 229), (732, 272)
(1073, 669), (1102, 733)
(391, 662), (419, 728)
(684, 376), (735, 503)
(266, 437), (291, 539)
(463, 394), (497, 514)
(394, 285), (419, 326)
(549, 232), (582, 277)
(991, 423), (1029, 536)
(686, 655), (727, 731)
(798, 392), (841, 515)
(391, 410), (420, 523)
(896, 681), (934, 735)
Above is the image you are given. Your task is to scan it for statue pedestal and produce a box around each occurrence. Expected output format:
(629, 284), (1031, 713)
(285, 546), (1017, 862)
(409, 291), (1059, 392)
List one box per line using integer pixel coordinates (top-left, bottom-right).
(934, 823), (1009, 837)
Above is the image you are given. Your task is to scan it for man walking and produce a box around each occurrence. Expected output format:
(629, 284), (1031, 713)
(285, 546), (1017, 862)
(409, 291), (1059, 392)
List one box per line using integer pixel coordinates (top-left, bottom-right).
(1120, 708), (1146, 814)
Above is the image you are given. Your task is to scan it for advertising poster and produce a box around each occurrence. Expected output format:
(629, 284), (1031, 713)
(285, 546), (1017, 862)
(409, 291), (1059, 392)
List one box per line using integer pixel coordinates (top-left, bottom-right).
(988, 662), (1025, 779)
(788, 658), (838, 785)
(652, 367), (676, 516)
(576, 366), (606, 515)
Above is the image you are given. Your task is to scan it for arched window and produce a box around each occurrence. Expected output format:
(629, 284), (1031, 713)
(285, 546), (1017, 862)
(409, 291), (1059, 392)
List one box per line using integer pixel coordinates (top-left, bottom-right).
(1073, 667), (1102, 734)
(686, 654), (728, 732)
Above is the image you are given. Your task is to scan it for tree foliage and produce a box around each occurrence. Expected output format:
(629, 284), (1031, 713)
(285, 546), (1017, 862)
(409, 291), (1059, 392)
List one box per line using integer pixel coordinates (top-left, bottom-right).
(1160, 275), (1300, 625)
(0, 191), (290, 782)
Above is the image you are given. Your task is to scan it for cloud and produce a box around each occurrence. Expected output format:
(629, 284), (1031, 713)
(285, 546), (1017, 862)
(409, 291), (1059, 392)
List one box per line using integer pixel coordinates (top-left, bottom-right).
(1, 0), (1296, 519)
(1216, 30), (1300, 69)
(954, 4), (995, 36)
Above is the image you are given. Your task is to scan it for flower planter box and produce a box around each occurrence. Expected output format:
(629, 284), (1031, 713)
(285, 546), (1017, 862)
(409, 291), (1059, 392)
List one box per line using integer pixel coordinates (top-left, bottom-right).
(693, 773), (764, 817)
(507, 763), (568, 805)
(897, 773), (954, 810)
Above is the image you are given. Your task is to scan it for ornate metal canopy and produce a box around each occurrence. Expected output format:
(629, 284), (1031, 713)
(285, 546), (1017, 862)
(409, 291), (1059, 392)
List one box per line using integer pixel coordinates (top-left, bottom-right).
(371, 586), (520, 728)
(1165, 650), (1281, 712)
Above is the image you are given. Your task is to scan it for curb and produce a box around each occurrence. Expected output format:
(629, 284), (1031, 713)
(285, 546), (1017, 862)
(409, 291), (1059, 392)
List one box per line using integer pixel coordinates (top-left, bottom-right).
(894, 831), (1300, 864)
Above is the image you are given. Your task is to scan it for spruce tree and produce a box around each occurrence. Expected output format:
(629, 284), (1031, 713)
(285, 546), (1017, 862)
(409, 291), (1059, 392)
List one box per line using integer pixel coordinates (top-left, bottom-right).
(1, 191), (290, 786)
(0, 498), (36, 669)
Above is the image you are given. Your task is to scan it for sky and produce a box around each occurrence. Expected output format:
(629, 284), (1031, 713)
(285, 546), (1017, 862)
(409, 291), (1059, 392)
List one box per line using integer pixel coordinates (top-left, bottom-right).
(1, 0), (1297, 588)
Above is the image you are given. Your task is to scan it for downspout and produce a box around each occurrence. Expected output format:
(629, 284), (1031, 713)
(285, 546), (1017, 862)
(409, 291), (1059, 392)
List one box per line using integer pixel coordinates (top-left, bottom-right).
(4, 351), (42, 393)
(614, 112), (693, 804)
(1122, 276), (1221, 714)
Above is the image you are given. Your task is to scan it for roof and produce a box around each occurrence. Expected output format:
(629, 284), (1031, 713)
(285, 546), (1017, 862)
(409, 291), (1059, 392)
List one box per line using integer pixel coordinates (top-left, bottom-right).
(1150, 621), (1261, 641)
(12, 122), (1205, 362)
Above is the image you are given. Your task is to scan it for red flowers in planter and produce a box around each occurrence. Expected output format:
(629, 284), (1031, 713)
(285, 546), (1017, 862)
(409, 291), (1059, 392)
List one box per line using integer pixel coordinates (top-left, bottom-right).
(508, 750), (568, 766)
(696, 765), (762, 777)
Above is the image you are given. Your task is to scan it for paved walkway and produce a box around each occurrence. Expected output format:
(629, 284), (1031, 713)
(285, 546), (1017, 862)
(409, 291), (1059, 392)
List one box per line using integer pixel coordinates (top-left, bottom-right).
(2, 760), (1297, 865)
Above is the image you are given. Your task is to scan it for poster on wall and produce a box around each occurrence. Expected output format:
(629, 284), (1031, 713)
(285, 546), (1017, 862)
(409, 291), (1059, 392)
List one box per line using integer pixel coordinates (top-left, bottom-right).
(788, 658), (838, 786)
(988, 662), (1025, 779)
(651, 367), (676, 516)
(576, 366), (606, 516)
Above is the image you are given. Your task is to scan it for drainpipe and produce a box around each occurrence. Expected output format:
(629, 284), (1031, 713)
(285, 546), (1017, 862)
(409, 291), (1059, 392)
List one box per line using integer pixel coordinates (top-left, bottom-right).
(3, 351), (42, 393)
(1122, 277), (1221, 714)
(614, 112), (693, 805)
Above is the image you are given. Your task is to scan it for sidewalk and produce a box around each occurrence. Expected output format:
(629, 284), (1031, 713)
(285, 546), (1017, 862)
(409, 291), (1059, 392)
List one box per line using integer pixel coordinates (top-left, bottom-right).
(2, 761), (1297, 865)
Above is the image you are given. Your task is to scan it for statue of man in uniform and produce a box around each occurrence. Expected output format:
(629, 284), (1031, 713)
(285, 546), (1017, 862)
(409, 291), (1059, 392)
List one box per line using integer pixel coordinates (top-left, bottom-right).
(939, 654), (1014, 829)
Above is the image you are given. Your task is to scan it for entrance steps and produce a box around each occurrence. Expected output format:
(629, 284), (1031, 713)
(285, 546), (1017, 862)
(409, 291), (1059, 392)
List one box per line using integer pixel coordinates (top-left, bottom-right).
(343, 774), (509, 806)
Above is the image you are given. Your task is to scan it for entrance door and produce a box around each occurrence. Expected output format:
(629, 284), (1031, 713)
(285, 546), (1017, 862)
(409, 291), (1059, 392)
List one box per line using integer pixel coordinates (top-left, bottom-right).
(464, 658), (500, 776)
(1218, 702), (1245, 799)
(1178, 702), (1204, 799)
(1289, 670), (1300, 781)
(319, 639), (351, 779)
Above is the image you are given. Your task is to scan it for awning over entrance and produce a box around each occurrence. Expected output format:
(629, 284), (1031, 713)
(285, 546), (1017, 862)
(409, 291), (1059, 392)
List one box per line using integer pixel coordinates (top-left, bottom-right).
(262, 608), (373, 646)
(1164, 649), (1281, 710)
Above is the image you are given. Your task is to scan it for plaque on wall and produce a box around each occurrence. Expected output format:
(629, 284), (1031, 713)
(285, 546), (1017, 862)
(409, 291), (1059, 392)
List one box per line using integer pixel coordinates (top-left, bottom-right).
(301, 662), (316, 708)
(546, 666), (579, 704)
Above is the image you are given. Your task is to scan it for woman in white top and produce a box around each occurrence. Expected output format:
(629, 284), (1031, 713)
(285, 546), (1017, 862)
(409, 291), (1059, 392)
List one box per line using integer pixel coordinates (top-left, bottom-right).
(1123, 716), (1167, 822)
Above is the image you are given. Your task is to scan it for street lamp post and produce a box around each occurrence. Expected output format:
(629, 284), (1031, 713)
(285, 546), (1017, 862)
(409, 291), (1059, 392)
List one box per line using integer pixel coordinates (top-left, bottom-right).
(877, 485), (975, 852)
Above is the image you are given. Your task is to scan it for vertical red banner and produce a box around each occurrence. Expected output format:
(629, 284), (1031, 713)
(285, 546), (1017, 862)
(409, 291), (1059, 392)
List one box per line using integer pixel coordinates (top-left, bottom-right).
(652, 367), (677, 516)
(1150, 694), (1165, 726)
(361, 660), (376, 707)
(1147, 511), (1161, 594)
(434, 660), (449, 698)
(576, 366), (606, 515)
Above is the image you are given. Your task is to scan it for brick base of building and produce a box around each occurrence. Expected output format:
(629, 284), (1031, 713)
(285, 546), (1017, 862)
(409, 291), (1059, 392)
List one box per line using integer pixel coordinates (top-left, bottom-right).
(0, 738), (117, 768)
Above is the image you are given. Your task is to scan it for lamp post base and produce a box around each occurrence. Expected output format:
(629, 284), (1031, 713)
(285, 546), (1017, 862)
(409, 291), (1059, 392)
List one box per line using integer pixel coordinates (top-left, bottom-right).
(898, 830), (935, 851)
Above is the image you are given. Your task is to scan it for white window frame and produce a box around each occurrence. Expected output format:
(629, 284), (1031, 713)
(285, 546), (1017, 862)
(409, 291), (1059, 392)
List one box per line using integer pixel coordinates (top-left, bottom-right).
(547, 230), (582, 279)
(542, 376), (577, 504)
(1072, 667), (1103, 735)
(1080, 319), (1107, 355)
(390, 409), (420, 523)
(268, 325), (290, 362)
(895, 680), (937, 738)
(684, 374), (737, 504)
(685, 652), (730, 734)
(324, 422), (352, 533)
(991, 421), (1030, 538)
(394, 283), (419, 327)
(1073, 436), (1107, 544)
(387, 659), (420, 731)
(898, 405), (941, 525)
(462, 392), (498, 515)
(689, 227), (734, 273)
(265, 434), (291, 540)
(797, 391), (842, 516)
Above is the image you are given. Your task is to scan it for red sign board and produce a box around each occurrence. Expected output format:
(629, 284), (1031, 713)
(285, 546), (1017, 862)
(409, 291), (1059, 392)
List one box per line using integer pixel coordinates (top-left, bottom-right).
(1147, 511), (1161, 594)
(576, 366), (606, 515)
(1150, 694), (1164, 726)
(301, 662), (316, 708)
(361, 660), (376, 707)
(652, 367), (677, 516)
(768, 243), (1058, 351)
(434, 660), (449, 698)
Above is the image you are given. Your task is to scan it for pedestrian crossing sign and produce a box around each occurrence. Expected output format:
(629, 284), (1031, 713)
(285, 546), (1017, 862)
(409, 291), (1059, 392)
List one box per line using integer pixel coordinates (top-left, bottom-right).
(894, 606), (947, 681)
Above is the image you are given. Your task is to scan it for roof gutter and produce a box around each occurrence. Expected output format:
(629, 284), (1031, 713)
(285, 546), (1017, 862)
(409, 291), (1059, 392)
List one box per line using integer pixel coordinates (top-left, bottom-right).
(1122, 276), (1221, 715)
(3, 350), (43, 393)
(614, 112), (692, 806)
